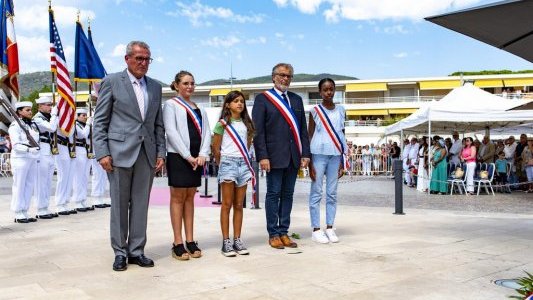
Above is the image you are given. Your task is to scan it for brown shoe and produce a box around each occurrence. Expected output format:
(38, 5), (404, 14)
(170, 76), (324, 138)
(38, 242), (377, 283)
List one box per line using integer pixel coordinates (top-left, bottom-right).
(269, 236), (285, 249)
(280, 235), (298, 248)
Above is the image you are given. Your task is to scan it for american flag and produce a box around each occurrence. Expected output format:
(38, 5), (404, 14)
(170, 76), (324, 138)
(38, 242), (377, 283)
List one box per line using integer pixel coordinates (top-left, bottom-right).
(49, 7), (75, 135)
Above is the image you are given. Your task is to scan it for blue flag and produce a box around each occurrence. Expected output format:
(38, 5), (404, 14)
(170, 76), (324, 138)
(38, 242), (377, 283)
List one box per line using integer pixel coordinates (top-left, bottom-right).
(74, 21), (106, 82)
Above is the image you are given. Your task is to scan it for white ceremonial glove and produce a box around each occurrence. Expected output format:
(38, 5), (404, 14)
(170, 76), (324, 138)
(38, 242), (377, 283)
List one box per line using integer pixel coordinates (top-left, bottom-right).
(51, 106), (58, 116)
(87, 117), (93, 126)
(29, 148), (39, 154)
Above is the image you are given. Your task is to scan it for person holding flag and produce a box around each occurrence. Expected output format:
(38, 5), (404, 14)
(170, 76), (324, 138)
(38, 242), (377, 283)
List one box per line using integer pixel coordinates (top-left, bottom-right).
(73, 18), (107, 209)
(33, 96), (59, 219)
(49, 5), (77, 215)
(252, 63), (311, 249)
(212, 90), (255, 257)
(306, 78), (347, 244)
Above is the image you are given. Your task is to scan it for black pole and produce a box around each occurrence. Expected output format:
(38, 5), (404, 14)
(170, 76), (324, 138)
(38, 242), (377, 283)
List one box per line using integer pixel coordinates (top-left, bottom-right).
(250, 161), (261, 209)
(393, 159), (405, 215)
(200, 162), (213, 198)
(212, 182), (221, 205)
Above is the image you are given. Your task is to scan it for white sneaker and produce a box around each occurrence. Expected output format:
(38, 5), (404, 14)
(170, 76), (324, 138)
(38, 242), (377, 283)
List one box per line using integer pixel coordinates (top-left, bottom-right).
(325, 228), (339, 243)
(311, 230), (329, 244)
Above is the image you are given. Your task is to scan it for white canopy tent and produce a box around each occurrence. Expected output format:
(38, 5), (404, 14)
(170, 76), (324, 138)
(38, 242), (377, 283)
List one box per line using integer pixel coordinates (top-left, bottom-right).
(384, 83), (533, 136)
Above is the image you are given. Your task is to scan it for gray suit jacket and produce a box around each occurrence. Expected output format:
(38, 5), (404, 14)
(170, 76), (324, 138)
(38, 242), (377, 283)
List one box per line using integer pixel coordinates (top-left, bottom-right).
(93, 69), (165, 168)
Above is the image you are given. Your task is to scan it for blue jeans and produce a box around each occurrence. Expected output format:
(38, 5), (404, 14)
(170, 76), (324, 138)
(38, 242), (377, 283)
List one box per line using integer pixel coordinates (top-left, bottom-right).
(309, 154), (340, 228)
(265, 164), (298, 237)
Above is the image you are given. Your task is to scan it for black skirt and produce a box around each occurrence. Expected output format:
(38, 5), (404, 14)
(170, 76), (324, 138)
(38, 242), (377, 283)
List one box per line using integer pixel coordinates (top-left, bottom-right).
(167, 152), (203, 188)
(167, 108), (203, 188)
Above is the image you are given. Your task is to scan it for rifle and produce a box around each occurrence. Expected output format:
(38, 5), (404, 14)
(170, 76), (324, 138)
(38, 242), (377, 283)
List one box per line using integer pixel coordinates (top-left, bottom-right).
(0, 91), (40, 149)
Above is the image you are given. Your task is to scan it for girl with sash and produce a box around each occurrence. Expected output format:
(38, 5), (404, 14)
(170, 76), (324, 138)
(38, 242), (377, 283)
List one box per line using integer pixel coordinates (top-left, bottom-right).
(163, 71), (211, 260)
(307, 78), (347, 244)
(212, 91), (255, 257)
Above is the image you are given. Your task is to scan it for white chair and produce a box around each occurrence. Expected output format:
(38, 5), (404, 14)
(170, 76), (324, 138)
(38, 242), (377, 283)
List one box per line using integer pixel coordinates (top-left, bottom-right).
(474, 163), (495, 195)
(448, 163), (470, 195)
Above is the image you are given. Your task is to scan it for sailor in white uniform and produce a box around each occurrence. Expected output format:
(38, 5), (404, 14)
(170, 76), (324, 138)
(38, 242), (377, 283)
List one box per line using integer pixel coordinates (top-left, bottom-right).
(33, 96), (59, 219)
(54, 110), (77, 215)
(72, 108), (94, 212)
(90, 143), (111, 208)
(9, 101), (40, 223)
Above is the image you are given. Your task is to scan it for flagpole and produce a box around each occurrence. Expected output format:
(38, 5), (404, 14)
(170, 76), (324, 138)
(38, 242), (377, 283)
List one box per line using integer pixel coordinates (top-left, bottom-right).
(87, 83), (94, 159)
(50, 73), (59, 154)
(70, 81), (77, 158)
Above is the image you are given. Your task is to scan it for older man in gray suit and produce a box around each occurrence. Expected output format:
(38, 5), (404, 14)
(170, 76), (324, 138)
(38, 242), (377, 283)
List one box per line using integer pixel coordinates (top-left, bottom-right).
(93, 41), (165, 271)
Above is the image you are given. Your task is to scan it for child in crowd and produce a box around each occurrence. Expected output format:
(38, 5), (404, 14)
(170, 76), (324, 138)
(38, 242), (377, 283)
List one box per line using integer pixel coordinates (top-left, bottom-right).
(495, 152), (510, 193)
(212, 91), (255, 257)
(307, 78), (346, 244)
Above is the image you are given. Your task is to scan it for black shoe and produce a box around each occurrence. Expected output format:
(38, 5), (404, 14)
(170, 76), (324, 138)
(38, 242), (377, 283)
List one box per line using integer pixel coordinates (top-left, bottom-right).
(76, 207), (88, 212)
(69, 209), (78, 214)
(14, 218), (29, 223)
(57, 211), (70, 216)
(27, 217), (37, 222)
(128, 255), (154, 268)
(86, 205), (95, 211)
(104, 204), (111, 208)
(94, 204), (107, 208)
(51, 213), (59, 218)
(113, 255), (127, 271)
(186, 241), (202, 258)
(36, 214), (54, 219)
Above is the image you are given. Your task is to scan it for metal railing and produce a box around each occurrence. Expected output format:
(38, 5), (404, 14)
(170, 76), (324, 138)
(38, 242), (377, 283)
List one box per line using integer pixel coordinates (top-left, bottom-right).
(344, 120), (383, 127)
(347, 153), (392, 176)
(308, 96), (438, 105)
(0, 153), (11, 177)
(192, 92), (532, 108)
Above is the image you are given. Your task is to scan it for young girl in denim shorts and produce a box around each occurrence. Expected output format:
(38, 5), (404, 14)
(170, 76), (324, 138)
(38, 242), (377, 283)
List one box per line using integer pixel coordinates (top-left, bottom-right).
(212, 91), (255, 257)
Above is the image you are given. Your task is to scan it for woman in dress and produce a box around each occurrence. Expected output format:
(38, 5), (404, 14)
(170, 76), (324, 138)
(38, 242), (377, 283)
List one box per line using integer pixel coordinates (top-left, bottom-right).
(163, 71), (211, 260)
(429, 137), (448, 194)
(417, 136), (429, 192)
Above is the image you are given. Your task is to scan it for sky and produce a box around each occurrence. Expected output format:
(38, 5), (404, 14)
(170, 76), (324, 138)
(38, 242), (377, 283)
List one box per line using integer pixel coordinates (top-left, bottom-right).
(13, 0), (533, 85)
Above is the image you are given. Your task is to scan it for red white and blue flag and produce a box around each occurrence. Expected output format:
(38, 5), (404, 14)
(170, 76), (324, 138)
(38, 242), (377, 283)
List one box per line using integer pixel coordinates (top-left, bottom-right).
(172, 96), (202, 136)
(313, 104), (350, 170)
(220, 119), (257, 206)
(49, 6), (76, 135)
(0, 0), (19, 98)
(262, 89), (302, 156)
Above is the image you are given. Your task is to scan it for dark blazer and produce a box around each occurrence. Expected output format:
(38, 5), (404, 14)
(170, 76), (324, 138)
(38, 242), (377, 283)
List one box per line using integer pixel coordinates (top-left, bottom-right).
(252, 90), (311, 169)
(93, 69), (166, 168)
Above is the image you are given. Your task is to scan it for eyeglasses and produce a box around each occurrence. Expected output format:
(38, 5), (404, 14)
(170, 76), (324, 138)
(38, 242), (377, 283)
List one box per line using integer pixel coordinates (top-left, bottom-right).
(131, 56), (153, 64)
(275, 73), (293, 79)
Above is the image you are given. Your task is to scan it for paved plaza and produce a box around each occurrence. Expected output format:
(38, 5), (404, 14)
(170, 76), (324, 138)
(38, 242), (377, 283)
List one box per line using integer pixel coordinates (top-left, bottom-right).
(0, 175), (532, 299)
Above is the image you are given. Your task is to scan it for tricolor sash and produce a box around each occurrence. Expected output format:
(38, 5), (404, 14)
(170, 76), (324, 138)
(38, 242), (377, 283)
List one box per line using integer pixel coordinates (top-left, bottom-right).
(172, 97), (202, 136)
(313, 104), (350, 170)
(262, 89), (302, 156)
(220, 119), (257, 206)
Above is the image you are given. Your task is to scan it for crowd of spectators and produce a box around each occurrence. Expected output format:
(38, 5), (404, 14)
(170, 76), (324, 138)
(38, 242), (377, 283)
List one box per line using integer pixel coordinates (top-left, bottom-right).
(401, 132), (533, 194)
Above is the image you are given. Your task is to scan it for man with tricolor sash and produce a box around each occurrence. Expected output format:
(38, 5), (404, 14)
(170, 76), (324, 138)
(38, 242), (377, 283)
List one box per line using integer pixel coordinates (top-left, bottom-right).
(252, 63), (311, 249)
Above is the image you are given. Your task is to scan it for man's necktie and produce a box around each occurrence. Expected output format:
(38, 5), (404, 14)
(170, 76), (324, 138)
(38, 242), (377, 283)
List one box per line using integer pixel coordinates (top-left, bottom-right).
(281, 93), (289, 107)
(133, 80), (145, 120)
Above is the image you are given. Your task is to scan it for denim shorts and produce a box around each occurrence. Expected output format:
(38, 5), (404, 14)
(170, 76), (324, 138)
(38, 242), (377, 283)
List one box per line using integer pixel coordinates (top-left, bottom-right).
(218, 156), (252, 187)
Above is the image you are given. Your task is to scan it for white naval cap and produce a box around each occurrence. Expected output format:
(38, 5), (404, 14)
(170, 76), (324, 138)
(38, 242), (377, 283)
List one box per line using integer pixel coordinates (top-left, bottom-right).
(15, 101), (33, 109)
(76, 108), (88, 115)
(35, 96), (52, 104)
